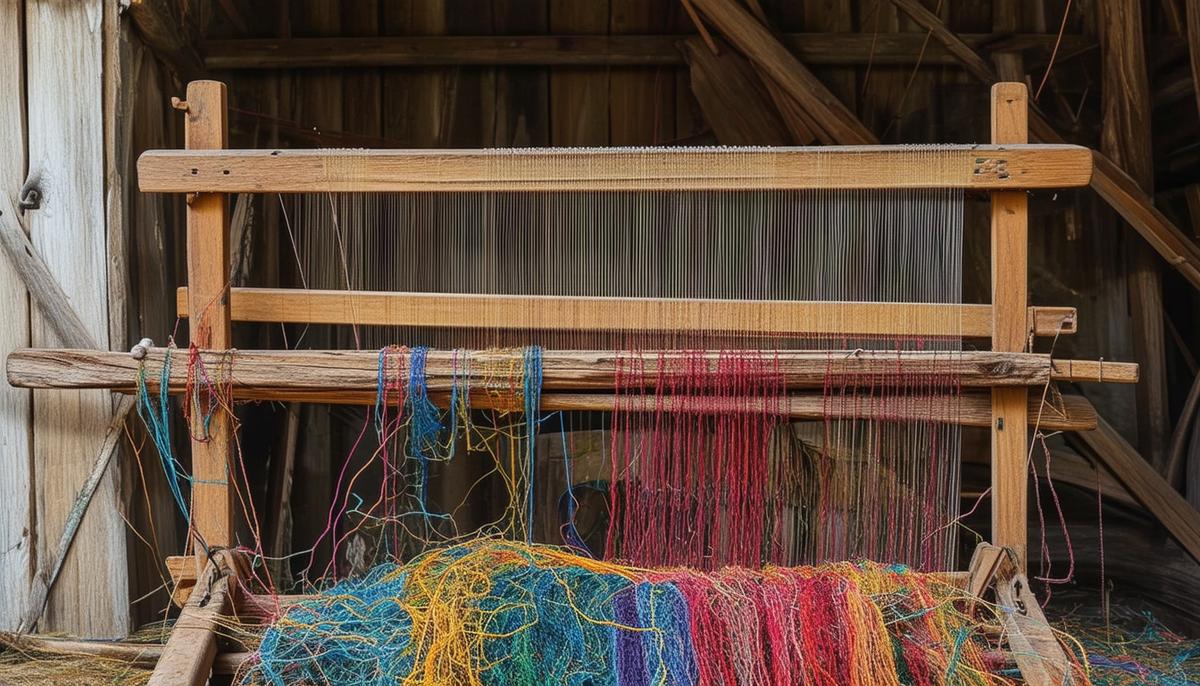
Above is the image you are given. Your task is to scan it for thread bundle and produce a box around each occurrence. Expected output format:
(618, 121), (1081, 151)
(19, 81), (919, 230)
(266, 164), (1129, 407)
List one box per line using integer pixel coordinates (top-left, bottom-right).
(244, 540), (1011, 686)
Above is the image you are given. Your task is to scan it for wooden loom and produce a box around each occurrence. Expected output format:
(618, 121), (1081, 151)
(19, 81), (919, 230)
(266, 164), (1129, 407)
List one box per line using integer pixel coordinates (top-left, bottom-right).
(4, 80), (1140, 685)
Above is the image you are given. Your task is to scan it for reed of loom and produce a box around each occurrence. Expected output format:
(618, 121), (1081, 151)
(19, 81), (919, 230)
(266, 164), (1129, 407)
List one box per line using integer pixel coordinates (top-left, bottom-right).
(3, 80), (1138, 685)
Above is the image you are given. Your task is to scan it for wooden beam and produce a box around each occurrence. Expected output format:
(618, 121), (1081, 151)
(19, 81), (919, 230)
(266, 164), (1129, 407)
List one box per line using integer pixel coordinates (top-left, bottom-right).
(173, 287), (1079, 339)
(1090, 153), (1200, 291)
(183, 81), (234, 554)
(1166, 372), (1200, 488)
(1187, 0), (1200, 125)
(6, 347), (1138, 394)
(1098, 0), (1170, 474)
(889, 0), (1200, 292)
(1073, 408), (1200, 566)
(0, 0), (31, 633)
(146, 555), (232, 686)
(199, 33), (1093, 69)
(127, 0), (204, 82)
(988, 546), (1072, 686)
(680, 0), (876, 144)
(25, 0), (126, 637)
(990, 83), (1031, 571)
(136, 145), (1094, 193)
(680, 37), (796, 146)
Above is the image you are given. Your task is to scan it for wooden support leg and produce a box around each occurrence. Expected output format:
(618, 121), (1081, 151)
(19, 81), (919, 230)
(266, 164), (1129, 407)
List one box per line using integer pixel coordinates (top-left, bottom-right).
(147, 553), (234, 686)
(991, 83), (1030, 571)
(184, 80), (234, 557)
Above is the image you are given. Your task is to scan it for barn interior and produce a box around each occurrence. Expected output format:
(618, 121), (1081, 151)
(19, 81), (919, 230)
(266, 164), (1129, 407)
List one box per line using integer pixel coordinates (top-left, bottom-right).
(2, 1), (1200, 684)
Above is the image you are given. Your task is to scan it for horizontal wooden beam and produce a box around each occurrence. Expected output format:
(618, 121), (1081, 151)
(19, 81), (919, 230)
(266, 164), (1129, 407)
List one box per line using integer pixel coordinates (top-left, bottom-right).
(199, 33), (1093, 69)
(174, 287), (1079, 339)
(137, 145), (1094, 193)
(6, 348), (1137, 396)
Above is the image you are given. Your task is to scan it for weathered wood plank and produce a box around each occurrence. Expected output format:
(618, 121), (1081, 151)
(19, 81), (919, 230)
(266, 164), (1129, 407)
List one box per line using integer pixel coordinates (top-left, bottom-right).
(146, 555), (231, 686)
(173, 286), (1079, 339)
(6, 348), (1139, 392)
(549, 0), (609, 146)
(0, 0), (32, 633)
(888, 0), (1200, 292)
(1098, 0), (1170, 474)
(137, 145), (1095, 193)
(3, 349), (1103, 431)
(688, 0), (874, 145)
(25, 0), (126, 638)
(197, 33), (1094, 68)
(680, 37), (794, 145)
(990, 547), (1072, 686)
(990, 83), (1030, 571)
(1074, 409), (1200, 566)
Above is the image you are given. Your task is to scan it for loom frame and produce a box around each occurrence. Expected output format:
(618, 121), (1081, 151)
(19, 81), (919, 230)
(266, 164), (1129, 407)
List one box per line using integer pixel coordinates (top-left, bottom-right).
(3, 79), (1127, 685)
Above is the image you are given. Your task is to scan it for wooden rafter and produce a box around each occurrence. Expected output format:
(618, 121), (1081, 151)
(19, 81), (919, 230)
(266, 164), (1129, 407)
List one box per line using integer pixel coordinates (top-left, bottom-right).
(888, 0), (1200, 292)
(198, 32), (1094, 70)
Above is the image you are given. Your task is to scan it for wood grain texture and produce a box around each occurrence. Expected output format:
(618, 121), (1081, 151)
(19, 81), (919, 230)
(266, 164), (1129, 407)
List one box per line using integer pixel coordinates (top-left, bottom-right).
(198, 33), (1092, 69)
(1166, 372), (1200, 489)
(6, 348), (1137, 393)
(990, 82), (1030, 571)
(1097, 0), (1169, 474)
(1074, 410), (1200, 565)
(549, 0), (608, 147)
(145, 555), (231, 686)
(173, 286), (1079, 339)
(0, 0), (31, 633)
(3, 348), (1101, 431)
(137, 144), (1094, 193)
(681, 37), (794, 146)
(1189, 0), (1200, 129)
(183, 81), (234, 554)
(889, 0), (1200, 293)
(25, 0), (126, 638)
(688, 0), (873, 145)
(991, 551), (1072, 686)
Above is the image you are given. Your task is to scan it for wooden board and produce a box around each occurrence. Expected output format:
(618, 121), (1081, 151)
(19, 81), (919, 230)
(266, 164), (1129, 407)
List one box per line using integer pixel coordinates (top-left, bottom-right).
(990, 83), (1030, 571)
(1074, 410), (1200, 565)
(198, 33), (1094, 69)
(183, 81), (234, 554)
(25, 0), (127, 638)
(0, 0), (32, 633)
(989, 548), (1073, 686)
(6, 347), (1138, 394)
(137, 144), (1095, 193)
(146, 555), (231, 686)
(174, 286), (1079, 339)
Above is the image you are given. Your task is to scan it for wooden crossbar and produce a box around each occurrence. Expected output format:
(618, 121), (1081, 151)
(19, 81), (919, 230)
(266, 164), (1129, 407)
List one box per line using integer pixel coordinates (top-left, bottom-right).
(174, 287), (1079, 338)
(137, 144), (1093, 193)
(5, 348), (1138, 393)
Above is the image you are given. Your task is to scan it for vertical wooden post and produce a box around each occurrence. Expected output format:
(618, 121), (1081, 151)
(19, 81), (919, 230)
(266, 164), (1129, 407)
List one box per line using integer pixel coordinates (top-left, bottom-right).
(184, 81), (233, 557)
(991, 82), (1029, 570)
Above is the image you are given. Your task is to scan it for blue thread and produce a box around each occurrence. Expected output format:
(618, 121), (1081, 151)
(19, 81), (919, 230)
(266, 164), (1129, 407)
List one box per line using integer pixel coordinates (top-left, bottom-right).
(523, 346), (543, 544)
(136, 349), (190, 519)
